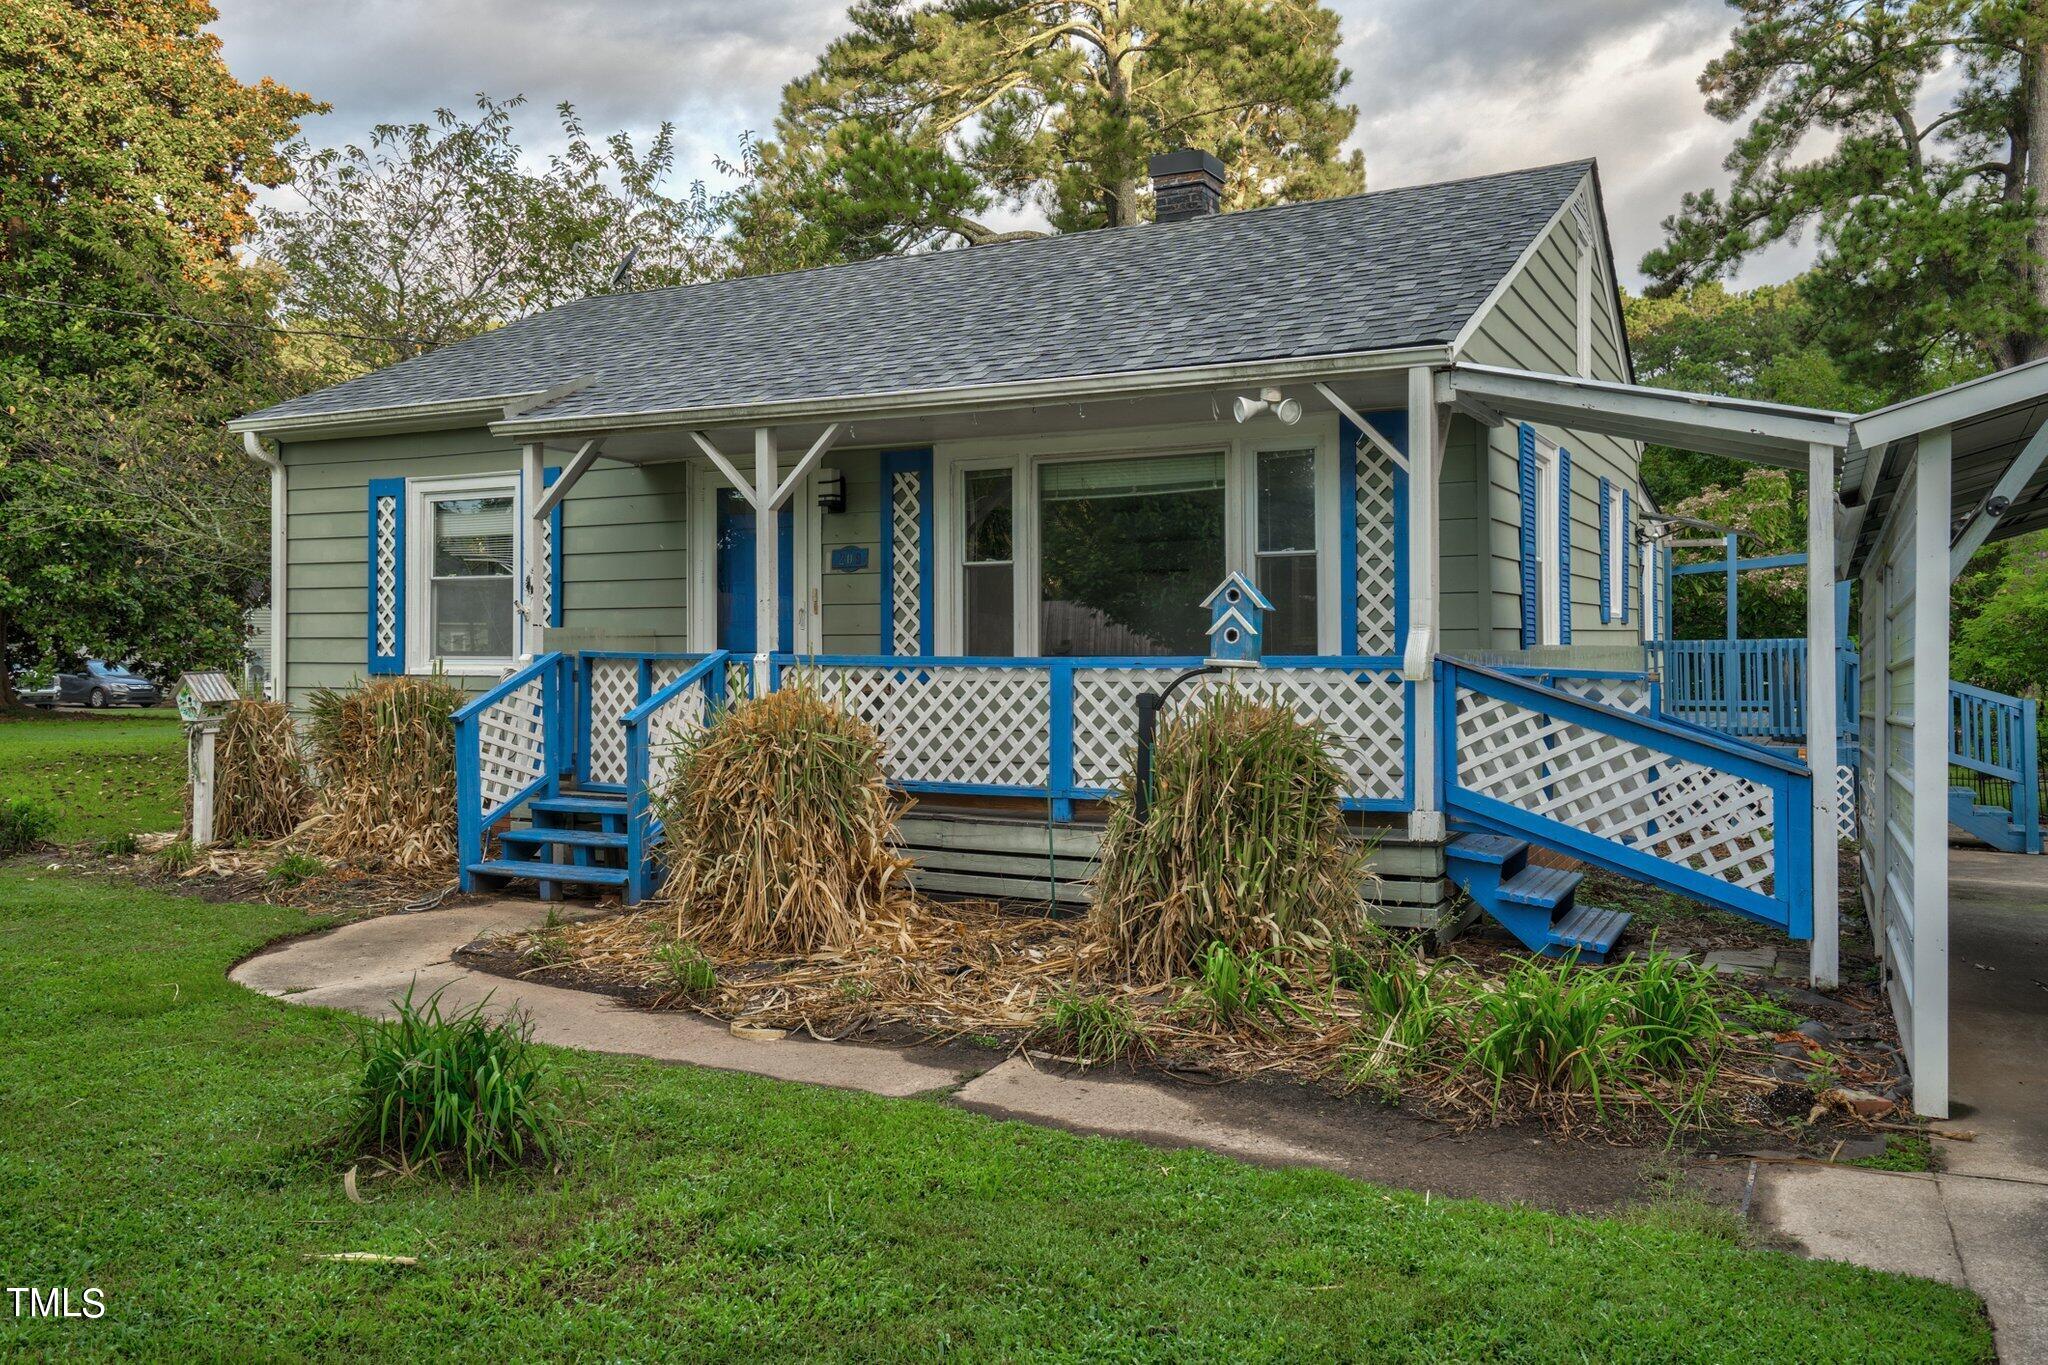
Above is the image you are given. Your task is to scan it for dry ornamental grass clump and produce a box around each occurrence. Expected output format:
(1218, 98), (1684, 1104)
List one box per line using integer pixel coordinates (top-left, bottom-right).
(210, 699), (312, 842)
(1092, 689), (1367, 981)
(655, 686), (908, 954)
(299, 676), (463, 872)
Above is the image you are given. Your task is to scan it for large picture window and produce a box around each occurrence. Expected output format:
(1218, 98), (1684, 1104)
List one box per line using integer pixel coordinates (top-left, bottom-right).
(1255, 448), (1318, 655)
(1038, 453), (1225, 656)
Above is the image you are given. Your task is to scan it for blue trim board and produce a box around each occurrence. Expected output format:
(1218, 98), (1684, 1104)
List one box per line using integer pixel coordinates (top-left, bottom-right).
(543, 465), (565, 627)
(879, 448), (934, 655)
(1599, 475), (1612, 625)
(1622, 488), (1634, 625)
(778, 504), (795, 651)
(366, 477), (406, 674)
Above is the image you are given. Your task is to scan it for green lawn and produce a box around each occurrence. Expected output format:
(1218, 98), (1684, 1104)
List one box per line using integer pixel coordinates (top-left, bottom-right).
(0, 870), (1992, 1361)
(0, 709), (184, 841)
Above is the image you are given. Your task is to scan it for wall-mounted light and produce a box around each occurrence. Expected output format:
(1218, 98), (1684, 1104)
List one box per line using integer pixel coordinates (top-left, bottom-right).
(1232, 386), (1302, 425)
(816, 466), (847, 515)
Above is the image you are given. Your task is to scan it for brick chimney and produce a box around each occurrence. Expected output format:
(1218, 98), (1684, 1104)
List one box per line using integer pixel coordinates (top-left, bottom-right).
(1148, 149), (1225, 222)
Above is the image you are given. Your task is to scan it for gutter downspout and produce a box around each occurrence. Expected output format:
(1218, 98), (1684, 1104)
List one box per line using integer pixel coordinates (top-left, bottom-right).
(241, 432), (287, 705)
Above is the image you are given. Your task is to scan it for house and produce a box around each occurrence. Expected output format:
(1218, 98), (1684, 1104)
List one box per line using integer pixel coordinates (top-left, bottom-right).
(233, 153), (1798, 965)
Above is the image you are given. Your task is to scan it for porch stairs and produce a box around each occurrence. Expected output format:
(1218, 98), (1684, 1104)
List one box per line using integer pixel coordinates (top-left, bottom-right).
(1948, 787), (2039, 855)
(1443, 831), (1631, 959)
(466, 789), (637, 898)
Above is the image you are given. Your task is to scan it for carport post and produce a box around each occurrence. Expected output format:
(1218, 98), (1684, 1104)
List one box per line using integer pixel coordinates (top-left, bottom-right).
(1807, 441), (1839, 989)
(753, 427), (778, 695)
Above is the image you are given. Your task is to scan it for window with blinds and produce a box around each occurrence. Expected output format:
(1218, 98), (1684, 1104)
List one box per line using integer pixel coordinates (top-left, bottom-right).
(429, 492), (515, 660)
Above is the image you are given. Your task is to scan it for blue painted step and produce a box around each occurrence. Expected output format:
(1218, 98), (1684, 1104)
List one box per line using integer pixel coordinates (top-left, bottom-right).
(1949, 787), (2033, 854)
(467, 858), (630, 889)
(499, 826), (628, 851)
(531, 794), (630, 825)
(1445, 832), (1631, 959)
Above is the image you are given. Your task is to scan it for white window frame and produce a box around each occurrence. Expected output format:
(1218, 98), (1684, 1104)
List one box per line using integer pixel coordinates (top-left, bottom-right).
(1533, 438), (1563, 648)
(1606, 480), (1627, 622)
(1642, 534), (1659, 642)
(406, 471), (524, 676)
(932, 416), (1340, 656)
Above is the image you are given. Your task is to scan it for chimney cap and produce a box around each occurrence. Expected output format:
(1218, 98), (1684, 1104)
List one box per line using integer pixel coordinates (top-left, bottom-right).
(1147, 148), (1226, 182)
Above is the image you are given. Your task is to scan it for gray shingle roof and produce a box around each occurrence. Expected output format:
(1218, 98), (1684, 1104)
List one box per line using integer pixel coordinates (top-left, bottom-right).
(239, 160), (1592, 432)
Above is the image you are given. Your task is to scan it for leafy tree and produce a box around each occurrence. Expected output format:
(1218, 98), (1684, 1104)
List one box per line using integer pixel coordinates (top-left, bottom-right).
(731, 0), (1365, 269)
(1643, 0), (2048, 389)
(259, 96), (727, 372)
(0, 0), (318, 702)
(1951, 530), (2048, 700)
(1665, 468), (1811, 641)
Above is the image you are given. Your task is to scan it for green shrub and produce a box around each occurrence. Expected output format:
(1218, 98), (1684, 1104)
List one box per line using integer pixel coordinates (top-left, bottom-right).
(655, 941), (717, 998)
(1093, 690), (1366, 980)
(0, 797), (58, 857)
(1036, 990), (1143, 1064)
(1185, 941), (1301, 1028)
(266, 851), (326, 889)
(95, 831), (140, 857)
(344, 984), (569, 1177)
(155, 838), (196, 874)
(1342, 948), (1457, 1093)
(1720, 985), (1799, 1033)
(1623, 952), (1724, 1072)
(1467, 956), (1639, 1108)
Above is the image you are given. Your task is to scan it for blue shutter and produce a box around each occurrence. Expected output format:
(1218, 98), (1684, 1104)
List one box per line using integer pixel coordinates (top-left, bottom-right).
(881, 448), (935, 656)
(367, 478), (406, 675)
(1622, 489), (1635, 626)
(1599, 476), (1612, 624)
(542, 466), (566, 628)
(1557, 447), (1573, 645)
(1518, 425), (1538, 648)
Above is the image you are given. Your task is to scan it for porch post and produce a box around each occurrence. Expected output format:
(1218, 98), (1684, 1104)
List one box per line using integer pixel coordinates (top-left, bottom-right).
(521, 441), (546, 659)
(1405, 366), (1444, 841)
(1806, 441), (1839, 989)
(753, 427), (778, 693)
(1908, 424), (1953, 1115)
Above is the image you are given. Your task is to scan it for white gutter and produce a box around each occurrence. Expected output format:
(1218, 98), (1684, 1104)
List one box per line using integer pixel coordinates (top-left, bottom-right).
(240, 431), (287, 704)
(229, 379), (595, 442)
(488, 345), (1453, 440)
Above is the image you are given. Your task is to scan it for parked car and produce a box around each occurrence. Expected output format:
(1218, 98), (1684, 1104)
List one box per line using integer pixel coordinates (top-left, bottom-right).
(18, 660), (162, 709)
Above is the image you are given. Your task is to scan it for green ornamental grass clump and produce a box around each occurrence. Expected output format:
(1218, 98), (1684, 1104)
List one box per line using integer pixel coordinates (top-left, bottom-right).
(0, 797), (58, 857)
(1035, 990), (1143, 1064)
(1093, 690), (1365, 981)
(344, 984), (569, 1178)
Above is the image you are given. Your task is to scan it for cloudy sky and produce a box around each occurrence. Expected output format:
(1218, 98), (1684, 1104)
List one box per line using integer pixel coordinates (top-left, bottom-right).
(210, 0), (1814, 289)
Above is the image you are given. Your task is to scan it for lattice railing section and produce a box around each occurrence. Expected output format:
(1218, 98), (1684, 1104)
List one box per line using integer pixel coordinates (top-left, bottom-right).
(890, 474), (923, 655)
(534, 513), (554, 626)
(372, 494), (400, 658)
(1073, 665), (1406, 805)
(1836, 763), (1859, 843)
(645, 680), (711, 792)
(474, 673), (548, 818)
(1548, 676), (1651, 714)
(584, 657), (641, 784)
(1355, 457), (1397, 654)
(1451, 683), (1778, 895)
(790, 662), (1051, 789)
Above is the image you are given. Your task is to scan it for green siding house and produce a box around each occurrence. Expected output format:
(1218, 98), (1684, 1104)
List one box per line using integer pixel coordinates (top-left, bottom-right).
(234, 155), (1665, 939)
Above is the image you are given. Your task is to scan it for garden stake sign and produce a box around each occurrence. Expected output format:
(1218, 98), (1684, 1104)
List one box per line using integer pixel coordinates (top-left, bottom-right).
(1132, 574), (1272, 824)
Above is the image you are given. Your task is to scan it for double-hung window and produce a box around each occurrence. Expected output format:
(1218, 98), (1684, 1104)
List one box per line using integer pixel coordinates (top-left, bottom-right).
(410, 475), (520, 671)
(961, 467), (1016, 656)
(1534, 442), (1564, 647)
(1254, 448), (1318, 655)
(1605, 480), (1627, 622)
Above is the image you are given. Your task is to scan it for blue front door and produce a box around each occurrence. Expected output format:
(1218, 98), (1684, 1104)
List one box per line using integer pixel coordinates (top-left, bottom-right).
(715, 487), (795, 652)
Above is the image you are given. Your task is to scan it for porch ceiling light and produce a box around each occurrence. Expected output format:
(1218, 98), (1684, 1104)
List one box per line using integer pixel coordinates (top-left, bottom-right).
(1232, 387), (1301, 425)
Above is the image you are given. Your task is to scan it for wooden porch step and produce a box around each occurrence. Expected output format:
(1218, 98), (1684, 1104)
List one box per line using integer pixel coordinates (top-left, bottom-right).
(467, 859), (630, 888)
(531, 795), (629, 817)
(499, 827), (627, 851)
(1446, 832), (1526, 866)
(1498, 865), (1582, 912)
(1544, 904), (1632, 957)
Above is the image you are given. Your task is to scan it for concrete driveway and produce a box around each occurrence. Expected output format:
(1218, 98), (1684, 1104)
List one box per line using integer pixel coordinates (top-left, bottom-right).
(1758, 846), (2048, 1361)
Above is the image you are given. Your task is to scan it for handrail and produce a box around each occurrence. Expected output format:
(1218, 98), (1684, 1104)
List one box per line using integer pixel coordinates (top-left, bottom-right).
(621, 650), (729, 902)
(1443, 656), (1810, 776)
(623, 651), (728, 727)
(767, 651), (1408, 669)
(455, 652), (569, 892)
(453, 651), (565, 721)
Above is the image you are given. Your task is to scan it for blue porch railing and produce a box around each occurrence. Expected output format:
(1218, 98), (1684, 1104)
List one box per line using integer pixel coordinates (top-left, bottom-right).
(619, 652), (730, 902)
(1653, 638), (1860, 746)
(1950, 681), (2043, 854)
(1439, 658), (1814, 934)
(454, 651), (572, 890)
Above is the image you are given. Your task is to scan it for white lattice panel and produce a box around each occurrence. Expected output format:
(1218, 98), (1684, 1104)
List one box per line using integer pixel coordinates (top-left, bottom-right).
(1355, 454), (1397, 654)
(373, 495), (399, 657)
(1550, 676), (1651, 714)
(476, 675), (547, 816)
(1073, 667), (1406, 803)
(647, 681), (711, 792)
(789, 663), (1050, 788)
(1453, 686), (1776, 893)
(584, 657), (640, 785)
(534, 514), (553, 625)
(890, 473), (922, 655)
(1836, 762), (1858, 842)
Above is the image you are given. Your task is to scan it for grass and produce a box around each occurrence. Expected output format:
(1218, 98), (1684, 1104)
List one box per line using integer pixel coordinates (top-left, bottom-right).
(0, 708), (183, 842)
(1850, 1134), (1939, 1173)
(0, 869), (1993, 1359)
(1035, 988), (1144, 1063)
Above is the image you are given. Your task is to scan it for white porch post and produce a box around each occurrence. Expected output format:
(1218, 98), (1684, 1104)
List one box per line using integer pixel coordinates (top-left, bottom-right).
(521, 441), (546, 659)
(1909, 425), (1952, 1116)
(753, 427), (779, 693)
(1806, 440), (1839, 988)
(1405, 365), (1445, 841)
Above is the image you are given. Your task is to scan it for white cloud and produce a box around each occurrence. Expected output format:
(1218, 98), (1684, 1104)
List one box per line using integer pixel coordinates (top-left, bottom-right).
(213, 0), (1813, 287)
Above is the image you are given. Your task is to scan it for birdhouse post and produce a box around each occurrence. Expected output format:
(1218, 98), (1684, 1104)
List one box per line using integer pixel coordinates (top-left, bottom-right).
(1202, 571), (1273, 666)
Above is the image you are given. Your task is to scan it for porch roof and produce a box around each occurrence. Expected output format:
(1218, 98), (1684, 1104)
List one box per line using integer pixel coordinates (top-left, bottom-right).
(234, 161), (1596, 441)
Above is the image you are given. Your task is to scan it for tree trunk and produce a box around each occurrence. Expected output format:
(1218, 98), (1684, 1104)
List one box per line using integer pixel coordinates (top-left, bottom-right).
(2026, 3), (2048, 357)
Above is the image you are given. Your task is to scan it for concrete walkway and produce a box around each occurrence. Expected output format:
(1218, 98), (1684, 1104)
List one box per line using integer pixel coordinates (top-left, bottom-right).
(1757, 847), (2048, 1361)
